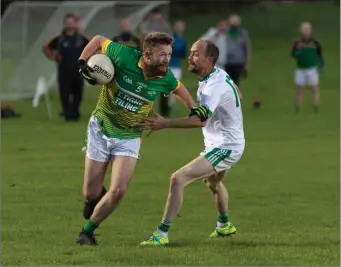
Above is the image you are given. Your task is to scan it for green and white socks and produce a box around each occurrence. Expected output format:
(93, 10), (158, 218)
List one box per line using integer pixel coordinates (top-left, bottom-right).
(217, 212), (229, 228)
(156, 219), (172, 238)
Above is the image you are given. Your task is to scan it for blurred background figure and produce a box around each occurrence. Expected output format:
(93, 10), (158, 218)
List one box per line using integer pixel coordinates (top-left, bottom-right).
(225, 14), (251, 90)
(75, 15), (83, 33)
(112, 17), (141, 49)
(292, 21), (324, 114)
(201, 19), (229, 69)
(139, 7), (172, 38)
(161, 20), (188, 117)
(42, 13), (89, 122)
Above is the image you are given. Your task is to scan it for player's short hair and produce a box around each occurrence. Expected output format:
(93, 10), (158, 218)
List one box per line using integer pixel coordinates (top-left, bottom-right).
(204, 40), (220, 65)
(143, 32), (174, 51)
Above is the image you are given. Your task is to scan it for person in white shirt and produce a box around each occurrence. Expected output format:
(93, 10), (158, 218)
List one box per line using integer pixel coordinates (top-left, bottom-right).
(140, 40), (245, 246)
(201, 19), (229, 69)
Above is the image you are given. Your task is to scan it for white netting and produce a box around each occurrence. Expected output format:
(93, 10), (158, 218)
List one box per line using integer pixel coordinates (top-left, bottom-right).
(1, 1), (169, 101)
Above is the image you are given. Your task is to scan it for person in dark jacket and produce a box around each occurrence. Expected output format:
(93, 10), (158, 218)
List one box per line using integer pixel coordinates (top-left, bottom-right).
(112, 18), (141, 50)
(43, 13), (89, 121)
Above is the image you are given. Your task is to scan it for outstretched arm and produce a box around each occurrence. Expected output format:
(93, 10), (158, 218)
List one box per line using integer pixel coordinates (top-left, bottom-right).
(142, 82), (222, 132)
(141, 106), (208, 132)
(164, 114), (206, 128)
(172, 82), (197, 110)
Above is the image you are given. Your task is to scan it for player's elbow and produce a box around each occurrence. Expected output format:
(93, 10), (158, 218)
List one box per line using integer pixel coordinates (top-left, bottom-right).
(92, 35), (108, 46)
(42, 45), (54, 60)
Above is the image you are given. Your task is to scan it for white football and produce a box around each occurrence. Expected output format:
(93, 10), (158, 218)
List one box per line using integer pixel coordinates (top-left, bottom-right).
(87, 54), (115, 85)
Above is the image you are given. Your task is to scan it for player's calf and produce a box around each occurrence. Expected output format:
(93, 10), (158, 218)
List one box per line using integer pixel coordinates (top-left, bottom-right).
(83, 186), (107, 220)
(90, 184), (128, 224)
(78, 156), (137, 245)
(141, 156), (216, 245)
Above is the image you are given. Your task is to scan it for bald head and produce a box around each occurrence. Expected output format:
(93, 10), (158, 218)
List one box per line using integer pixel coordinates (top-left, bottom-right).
(229, 14), (241, 27)
(188, 40), (219, 75)
(120, 18), (131, 32)
(300, 21), (312, 38)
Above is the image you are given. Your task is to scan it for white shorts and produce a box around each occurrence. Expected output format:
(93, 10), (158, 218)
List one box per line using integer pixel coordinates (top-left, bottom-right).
(83, 116), (141, 162)
(170, 67), (182, 80)
(200, 146), (244, 173)
(295, 68), (319, 86)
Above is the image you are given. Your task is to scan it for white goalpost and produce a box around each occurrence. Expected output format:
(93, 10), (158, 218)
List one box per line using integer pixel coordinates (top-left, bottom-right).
(1, 1), (170, 106)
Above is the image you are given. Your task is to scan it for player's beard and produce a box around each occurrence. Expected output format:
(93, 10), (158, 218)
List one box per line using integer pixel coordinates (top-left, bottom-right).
(188, 62), (201, 74)
(149, 62), (168, 76)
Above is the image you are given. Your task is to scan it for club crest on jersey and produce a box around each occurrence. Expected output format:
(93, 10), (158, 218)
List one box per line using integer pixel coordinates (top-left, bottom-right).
(123, 75), (133, 84)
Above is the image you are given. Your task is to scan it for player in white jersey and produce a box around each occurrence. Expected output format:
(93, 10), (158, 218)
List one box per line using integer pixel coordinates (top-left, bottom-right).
(140, 40), (245, 245)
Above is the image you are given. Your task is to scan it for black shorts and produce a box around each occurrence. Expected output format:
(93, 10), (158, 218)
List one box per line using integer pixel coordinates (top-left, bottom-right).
(224, 64), (245, 86)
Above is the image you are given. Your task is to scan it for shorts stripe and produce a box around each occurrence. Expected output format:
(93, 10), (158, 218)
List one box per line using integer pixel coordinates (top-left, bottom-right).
(204, 148), (232, 167)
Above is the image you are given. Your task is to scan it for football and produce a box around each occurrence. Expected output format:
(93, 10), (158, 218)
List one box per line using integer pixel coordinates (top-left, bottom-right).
(87, 54), (115, 85)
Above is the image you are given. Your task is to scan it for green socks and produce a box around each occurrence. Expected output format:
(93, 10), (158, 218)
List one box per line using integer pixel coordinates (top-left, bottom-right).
(217, 212), (228, 227)
(83, 220), (98, 233)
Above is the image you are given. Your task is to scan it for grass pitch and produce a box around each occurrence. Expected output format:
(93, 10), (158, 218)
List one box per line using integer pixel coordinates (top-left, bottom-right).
(1, 3), (339, 266)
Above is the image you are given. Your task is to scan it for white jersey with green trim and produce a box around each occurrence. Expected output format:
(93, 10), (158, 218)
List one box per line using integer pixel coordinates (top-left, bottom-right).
(197, 67), (245, 149)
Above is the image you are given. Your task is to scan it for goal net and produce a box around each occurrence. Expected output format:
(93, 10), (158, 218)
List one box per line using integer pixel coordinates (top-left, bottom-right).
(1, 1), (170, 101)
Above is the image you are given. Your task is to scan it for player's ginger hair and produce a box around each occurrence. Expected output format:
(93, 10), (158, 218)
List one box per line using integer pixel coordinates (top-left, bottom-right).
(143, 32), (174, 52)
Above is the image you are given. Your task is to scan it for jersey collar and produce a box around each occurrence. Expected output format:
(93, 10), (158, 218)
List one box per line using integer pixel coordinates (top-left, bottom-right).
(199, 67), (217, 82)
(138, 56), (163, 80)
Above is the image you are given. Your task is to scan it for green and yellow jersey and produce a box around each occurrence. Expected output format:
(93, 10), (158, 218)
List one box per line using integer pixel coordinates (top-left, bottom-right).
(291, 38), (324, 69)
(92, 40), (180, 139)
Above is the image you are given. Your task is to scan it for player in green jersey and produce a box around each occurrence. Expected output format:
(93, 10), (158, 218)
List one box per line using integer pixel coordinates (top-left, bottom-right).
(292, 22), (324, 113)
(76, 32), (196, 245)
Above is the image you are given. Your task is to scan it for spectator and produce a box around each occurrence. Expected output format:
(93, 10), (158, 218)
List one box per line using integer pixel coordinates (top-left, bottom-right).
(112, 18), (141, 49)
(201, 19), (229, 69)
(292, 21), (324, 113)
(225, 14), (251, 89)
(162, 20), (187, 117)
(43, 13), (89, 122)
(139, 8), (172, 38)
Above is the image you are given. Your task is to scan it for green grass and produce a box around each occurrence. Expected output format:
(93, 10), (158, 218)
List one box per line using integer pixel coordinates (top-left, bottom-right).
(1, 2), (340, 266)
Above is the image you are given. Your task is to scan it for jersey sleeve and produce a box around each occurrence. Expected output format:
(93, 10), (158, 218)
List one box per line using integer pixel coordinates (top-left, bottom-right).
(164, 70), (180, 95)
(101, 40), (129, 65)
(291, 41), (301, 58)
(314, 40), (323, 59)
(200, 82), (222, 116)
(43, 36), (60, 60)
